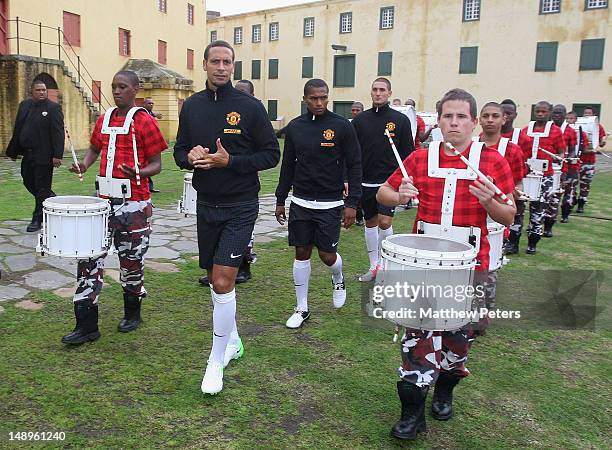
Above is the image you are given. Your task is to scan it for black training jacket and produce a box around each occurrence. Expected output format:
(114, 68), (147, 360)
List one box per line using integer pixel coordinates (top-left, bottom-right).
(351, 103), (414, 184)
(275, 110), (362, 209)
(174, 81), (280, 205)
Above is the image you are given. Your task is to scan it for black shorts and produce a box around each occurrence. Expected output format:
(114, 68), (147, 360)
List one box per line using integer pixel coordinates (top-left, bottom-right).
(288, 203), (342, 253)
(197, 200), (259, 269)
(361, 186), (395, 221)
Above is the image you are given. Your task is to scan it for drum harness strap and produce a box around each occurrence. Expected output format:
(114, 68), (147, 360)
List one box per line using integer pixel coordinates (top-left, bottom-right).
(418, 141), (484, 253)
(511, 128), (521, 145)
(526, 121), (553, 172)
(98, 106), (146, 215)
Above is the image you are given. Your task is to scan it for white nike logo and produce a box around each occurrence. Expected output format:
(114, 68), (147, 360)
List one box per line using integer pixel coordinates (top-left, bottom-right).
(230, 253), (242, 259)
(332, 242), (338, 247)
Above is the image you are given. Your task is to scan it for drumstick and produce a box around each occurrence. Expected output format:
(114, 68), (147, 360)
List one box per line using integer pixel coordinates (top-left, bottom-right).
(538, 147), (565, 162)
(596, 151), (612, 159)
(131, 120), (141, 186)
(444, 142), (514, 206)
(384, 129), (409, 179)
(65, 127), (83, 182)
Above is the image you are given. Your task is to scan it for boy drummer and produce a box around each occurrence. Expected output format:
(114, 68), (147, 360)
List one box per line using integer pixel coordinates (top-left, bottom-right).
(377, 89), (515, 440)
(65, 70), (167, 345)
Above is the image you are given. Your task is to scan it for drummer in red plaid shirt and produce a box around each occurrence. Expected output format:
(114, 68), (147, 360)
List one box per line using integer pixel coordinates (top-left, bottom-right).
(377, 89), (515, 440)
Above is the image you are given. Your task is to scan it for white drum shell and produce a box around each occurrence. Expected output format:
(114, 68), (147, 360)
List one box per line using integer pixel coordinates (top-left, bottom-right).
(522, 174), (542, 200)
(378, 234), (477, 331)
(39, 196), (109, 258)
(487, 223), (505, 271)
(178, 173), (197, 215)
(552, 165), (562, 192)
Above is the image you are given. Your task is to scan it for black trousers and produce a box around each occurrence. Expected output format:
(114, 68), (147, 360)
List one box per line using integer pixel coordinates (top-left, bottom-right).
(20, 157), (55, 222)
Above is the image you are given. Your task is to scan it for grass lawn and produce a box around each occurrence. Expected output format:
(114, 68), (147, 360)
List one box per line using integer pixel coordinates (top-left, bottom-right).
(0, 153), (610, 449)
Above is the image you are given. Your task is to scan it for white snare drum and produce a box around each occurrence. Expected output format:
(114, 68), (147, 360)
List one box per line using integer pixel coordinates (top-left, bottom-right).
(552, 164), (562, 193)
(375, 234), (477, 331)
(521, 174), (543, 201)
(38, 196), (110, 258)
(487, 222), (505, 271)
(178, 172), (197, 215)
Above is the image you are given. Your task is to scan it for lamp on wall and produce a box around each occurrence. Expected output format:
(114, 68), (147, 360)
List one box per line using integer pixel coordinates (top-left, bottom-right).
(331, 44), (347, 52)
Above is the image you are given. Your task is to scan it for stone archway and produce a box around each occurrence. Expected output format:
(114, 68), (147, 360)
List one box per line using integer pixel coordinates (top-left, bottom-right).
(32, 72), (60, 103)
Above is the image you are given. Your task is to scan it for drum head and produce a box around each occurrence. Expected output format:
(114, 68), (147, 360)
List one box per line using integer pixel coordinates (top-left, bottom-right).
(386, 234), (473, 253)
(44, 196), (108, 212)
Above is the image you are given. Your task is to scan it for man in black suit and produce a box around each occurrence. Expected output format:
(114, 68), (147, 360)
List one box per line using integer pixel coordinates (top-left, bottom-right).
(6, 80), (65, 232)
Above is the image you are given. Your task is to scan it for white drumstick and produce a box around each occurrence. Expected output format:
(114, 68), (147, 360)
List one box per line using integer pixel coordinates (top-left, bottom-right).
(538, 147), (565, 162)
(444, 142), (514, 206)
(384, 128), (409, 179)
(65, 127), (83, 182)
(131, 120), (141, 186)
(597, 151), (612, 159)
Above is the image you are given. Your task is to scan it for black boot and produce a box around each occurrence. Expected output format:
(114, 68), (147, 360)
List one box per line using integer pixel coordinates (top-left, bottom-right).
(505, 230), (520, 255)
(542, 218), (555, 238)
(198, 275), (210, 286)
(577, 199), (585, 213)
(526, 233), (540, 255)
(26, 219), (42, 232)
(560, 205), (571, 223)
(391, 381), (428, 440)
(61, 301), (101, 345)
(118, 293), (143, 333)
(235, 260), (252, 284)
(431, 372), (461, 420)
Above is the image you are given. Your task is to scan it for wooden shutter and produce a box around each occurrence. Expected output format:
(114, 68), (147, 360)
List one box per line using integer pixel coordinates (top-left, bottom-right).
(63, 11), (81, 47)
(158, 40), (167, 65)
(302, 57), (313, 78)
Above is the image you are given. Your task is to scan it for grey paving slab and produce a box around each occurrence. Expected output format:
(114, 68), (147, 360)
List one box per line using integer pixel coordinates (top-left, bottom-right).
(181, 231), (198, 238)
(23, 270), (74, 290)
(146, 246), (180, 260)
(2, 220), (29, 226)
(253, 224), (277, 234)
(40, 256), (78, 275)
(8, 233), (39, 248)
(169, 240), (199, 253)
(149, 236), (171, 247)
(0, 228), (19, 236)
(152, 219), (187, 228)
(0, 284), (30, 302)
(0, 243), (31, 254)
(103, 255), (120, 269)
(4, 254), (37, 272)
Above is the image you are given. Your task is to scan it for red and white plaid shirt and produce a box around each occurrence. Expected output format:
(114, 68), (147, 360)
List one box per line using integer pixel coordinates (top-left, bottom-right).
(560, 124), (580, 173)
(519, 124), (566, 176)
(91, 109), (167, 201)
(478, 135), (526, 183)
(580, 124), (603, 165)
(415, 115), (426, 149)
(387, 143), (515, 271)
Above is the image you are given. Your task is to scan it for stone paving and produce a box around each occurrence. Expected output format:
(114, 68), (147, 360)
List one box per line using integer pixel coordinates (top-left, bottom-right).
(0, 194), (288, 303)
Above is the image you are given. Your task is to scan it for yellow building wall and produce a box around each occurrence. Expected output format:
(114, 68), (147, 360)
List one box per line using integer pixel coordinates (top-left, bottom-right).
(208, 0), (611, 131)
(7, 0), (208, 139)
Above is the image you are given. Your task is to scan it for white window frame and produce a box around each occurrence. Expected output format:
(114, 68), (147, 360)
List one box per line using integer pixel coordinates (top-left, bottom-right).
(540, 0), (561, 13)
(463, 0), (480, 21)
(304, 17), (315, 37)
(210, 30), (217, 43)
(187, 3), (194, 25)
(252, 24), (262, 43)
(234, 27), (243, 45)
(586, 0), (607, 9)
(380, 7), (394, 29)
(340, 12), (352, 34)
(158, 0), (167, 13)
(269, 22), (279, 41)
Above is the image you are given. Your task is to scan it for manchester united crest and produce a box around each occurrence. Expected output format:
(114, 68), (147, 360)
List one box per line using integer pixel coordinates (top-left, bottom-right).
(226, 112), (241, 126)
(323, 129), (335, 140)
(386, 122), (396, 131)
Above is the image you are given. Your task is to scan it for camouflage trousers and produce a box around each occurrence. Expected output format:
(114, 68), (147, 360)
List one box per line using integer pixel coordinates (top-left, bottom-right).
(544, 174), (565, 221)
(74, 201), (152, 304)
(398, 272), (488, 386)
(484, 270), (498, 309)
(509, 199), (526, 236)
(561, 171), (580, 209)
(579, 164), (595, 201)
(527, 175), (553, 236)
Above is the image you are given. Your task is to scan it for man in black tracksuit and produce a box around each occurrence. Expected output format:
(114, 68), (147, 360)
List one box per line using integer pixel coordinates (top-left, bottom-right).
(174, 41), (280, 395)
(352, 77), (414, 282)
(275, 78), (362, 329)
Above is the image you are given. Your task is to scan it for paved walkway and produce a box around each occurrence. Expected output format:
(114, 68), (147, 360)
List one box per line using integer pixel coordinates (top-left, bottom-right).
(0, 195), (287, 304)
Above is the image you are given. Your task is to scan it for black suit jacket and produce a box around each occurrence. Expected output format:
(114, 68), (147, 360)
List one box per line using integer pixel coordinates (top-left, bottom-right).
(6, 98), (65, 165)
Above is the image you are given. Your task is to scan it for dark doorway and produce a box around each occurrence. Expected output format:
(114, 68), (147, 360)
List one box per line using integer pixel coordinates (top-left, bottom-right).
(33, 72), (60, 103)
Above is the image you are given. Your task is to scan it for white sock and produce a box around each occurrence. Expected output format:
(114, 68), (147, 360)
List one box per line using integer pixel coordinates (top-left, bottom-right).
(365, 226), (379, 269)
(293, 259), (311, 311)
(378, 226), (393, 260)
(209, 289), (236, 365)
(328, 253), (343, 283)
